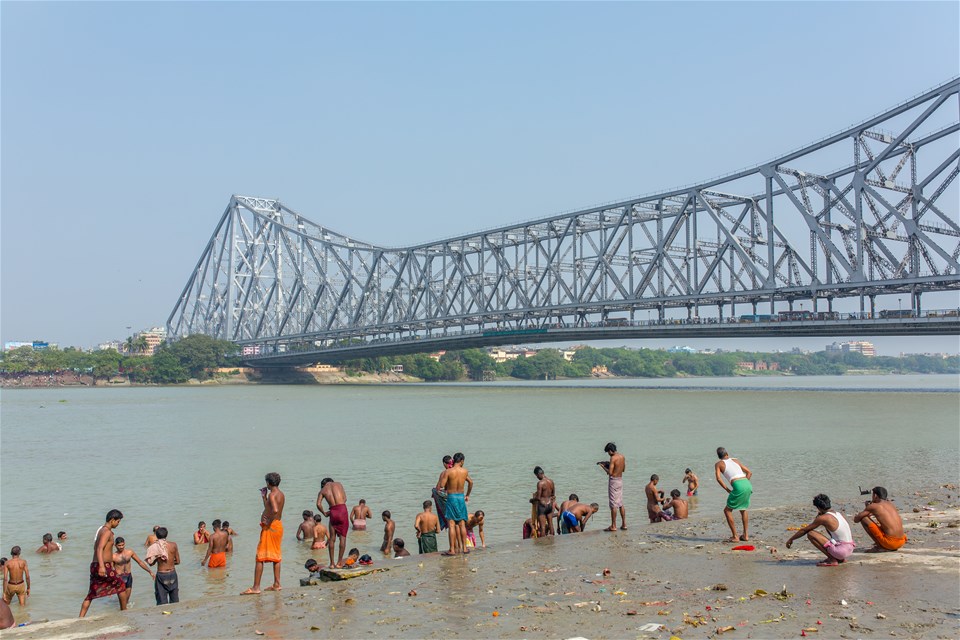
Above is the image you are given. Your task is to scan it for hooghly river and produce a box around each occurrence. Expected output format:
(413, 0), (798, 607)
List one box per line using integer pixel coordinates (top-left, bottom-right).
(1, 375), (957, 621)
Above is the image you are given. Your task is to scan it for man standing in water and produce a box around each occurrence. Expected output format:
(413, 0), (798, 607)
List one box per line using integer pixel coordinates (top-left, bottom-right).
(146, 527), (181, 604)
(317, 478), (349, 568)
(599, 442), (627, 531)
(2, 547), (29, 606)
(79, 509), (127, 617)
(202, 520), (229, 568)
(351, 500), (372, 531)
(242, 472), (285, 594)
(113, 537), (153, 593)
(715, 447), (753, 542)
(683, 468), (699, 496)
(414, 500), (440, 554)
(533, 467), (556, 536)
(854, 486), (907, 552)
(437, 452), (473, 555)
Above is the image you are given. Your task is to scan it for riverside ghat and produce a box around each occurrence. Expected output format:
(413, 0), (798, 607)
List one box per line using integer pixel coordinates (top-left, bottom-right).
(5, 484), (958, 640)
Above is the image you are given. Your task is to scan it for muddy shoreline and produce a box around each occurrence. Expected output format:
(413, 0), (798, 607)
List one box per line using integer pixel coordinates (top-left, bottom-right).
(5, 485), (957, 639)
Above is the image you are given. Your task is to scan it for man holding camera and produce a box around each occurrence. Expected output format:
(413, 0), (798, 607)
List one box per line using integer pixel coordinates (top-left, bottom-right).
(854, 486), (907, 552)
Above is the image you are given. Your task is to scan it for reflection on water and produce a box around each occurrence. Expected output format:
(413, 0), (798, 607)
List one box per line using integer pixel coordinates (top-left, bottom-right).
(1, 375), (957, 621)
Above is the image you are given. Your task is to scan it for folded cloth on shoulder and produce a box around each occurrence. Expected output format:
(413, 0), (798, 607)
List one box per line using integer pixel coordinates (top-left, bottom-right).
(146, 540), (168, 563)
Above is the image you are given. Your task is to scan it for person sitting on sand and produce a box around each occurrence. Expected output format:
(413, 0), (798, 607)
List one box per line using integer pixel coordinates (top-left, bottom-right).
(854, 486), (907, 552)
(392, 538), (411, 558)
(36, 533), (61, 554)
(683, 468), (699, 496)
(661, 490), (689, 519)
(785, 494), (855, 566)
(311, 514), (329, 551)
(296, 511), (314, 541)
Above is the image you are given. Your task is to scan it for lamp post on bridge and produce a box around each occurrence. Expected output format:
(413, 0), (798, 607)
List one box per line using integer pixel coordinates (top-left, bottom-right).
(898, 298), (902, 314)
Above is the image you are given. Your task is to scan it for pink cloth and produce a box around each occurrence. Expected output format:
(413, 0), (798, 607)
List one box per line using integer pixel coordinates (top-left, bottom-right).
(825, 539), (856, 561)
(145, 540), (168, 564)
(608, 476), (623, 508)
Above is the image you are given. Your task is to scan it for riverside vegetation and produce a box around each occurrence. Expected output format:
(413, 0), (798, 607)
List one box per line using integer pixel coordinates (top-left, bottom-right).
(0, 335), (956, 384)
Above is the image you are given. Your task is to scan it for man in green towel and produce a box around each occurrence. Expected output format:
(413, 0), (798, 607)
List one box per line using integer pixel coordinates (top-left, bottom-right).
(415, 500), (440, 554)
(715, 447), (753, 542)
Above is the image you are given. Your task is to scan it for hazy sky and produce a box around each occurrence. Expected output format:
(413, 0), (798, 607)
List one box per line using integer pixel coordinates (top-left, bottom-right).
(2, 2), (958, 356)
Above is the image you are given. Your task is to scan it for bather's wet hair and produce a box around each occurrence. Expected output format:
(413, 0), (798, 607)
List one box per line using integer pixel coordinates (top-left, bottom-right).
(115, 537), (125, 545)
(590, 503), (600, 510)
(198, 521), (205, 528)
(685, 468), (692, 474)
(604, 442), (617, 454)
(221, 521), (230, 530)
(474, 511), (484, 519)
(321, 478), (333, 487)
(423, 500), (433, 509)
(442, 455), (452, 466)
(393, 538), (405, 549)
(671, 489), (681, 498)
(569, 493), (579, 501)
(382, 510), (391, 519)
(42, 533), (53, 544)
(303, 510), (313, 519)
(813, 494), (832, 511)
(716, 447), (728, 459)
(348, 548), (359, 557)
(650, 474), (659, 482)
(106, 509), (124, 522)
(212, 520), (222, 530)
(359, 499), (366, 505)
(314, 514), (323, 523)
(57, 531), (66, 540)
(305, 559), (318, 570)
(265, 472), (281, 487)
(11, 547), (21, 557)
(872, 486), (888, 500)
(533, 466), (544, 476)
(453, 452), (465, 464)
(156, 527), (168, 540)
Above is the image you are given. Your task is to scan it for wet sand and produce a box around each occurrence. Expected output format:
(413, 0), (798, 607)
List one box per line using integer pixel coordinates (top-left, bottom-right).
(5, 484), (957, 639)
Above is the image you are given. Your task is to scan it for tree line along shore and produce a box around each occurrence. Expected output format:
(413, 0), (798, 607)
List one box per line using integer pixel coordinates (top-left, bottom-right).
(0, 334), (956, 386)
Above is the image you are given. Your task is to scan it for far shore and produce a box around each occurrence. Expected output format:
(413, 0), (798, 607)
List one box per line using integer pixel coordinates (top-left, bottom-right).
(1, 367), (944, 390)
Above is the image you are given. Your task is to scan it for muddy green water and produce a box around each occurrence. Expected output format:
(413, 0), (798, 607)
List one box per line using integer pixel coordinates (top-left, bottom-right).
(1, 375), (957, 621)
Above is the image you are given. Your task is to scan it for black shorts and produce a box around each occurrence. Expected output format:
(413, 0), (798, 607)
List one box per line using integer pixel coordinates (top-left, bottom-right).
(122, 573), (133, 589)
(537, 503), (554, 517)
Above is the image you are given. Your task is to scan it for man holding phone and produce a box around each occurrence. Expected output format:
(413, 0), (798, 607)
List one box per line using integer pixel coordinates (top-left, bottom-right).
(242, 472), (285, 594)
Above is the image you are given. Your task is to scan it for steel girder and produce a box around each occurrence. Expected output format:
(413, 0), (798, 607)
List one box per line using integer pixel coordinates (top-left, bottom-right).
(167, 79), (960, 347)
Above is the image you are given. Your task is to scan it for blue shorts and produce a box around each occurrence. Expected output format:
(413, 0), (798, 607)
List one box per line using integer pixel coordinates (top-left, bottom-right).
(446, 492), (468, 522)
(561, 511), (579, 531)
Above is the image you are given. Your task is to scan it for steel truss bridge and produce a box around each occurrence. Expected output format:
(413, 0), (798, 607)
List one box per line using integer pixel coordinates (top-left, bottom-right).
(168, 79), (960, 366)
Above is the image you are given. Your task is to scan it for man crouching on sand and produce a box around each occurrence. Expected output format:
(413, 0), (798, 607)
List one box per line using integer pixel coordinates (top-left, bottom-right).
(785, 494), (855, 566)
(854, 486), (907, 552)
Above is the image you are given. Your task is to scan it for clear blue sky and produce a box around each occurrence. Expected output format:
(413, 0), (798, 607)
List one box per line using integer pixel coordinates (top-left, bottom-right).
(2, 2), (958, 356)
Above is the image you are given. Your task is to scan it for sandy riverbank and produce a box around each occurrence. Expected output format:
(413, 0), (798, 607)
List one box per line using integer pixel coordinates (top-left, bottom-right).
(4, 485), (957, 639)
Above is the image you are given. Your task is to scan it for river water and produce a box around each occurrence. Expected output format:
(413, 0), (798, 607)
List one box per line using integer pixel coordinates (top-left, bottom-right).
(1, 374), (957, 622)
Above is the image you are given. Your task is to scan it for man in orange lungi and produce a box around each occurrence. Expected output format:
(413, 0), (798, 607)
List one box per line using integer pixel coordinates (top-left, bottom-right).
(202, 520), (230, 568)
(242, 472), (285, 594)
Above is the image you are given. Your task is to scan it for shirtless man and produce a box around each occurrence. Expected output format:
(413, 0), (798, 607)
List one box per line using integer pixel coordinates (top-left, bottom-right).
(683, 468), (699, 496)
(351, 500), (372, 531)
(317, 478), (349, 568)
(144, 525), (159, 548)
(566, 502), (600, 532)
(661, 489), (689, 519)
(532, 467), (556, 536)
(392, 538), (411, 558)
(202, 520), (229, 568)
(557, 494), (579, 534)
(436, 452), (474, 555)
(466, 511), (486, 548)
(310, 514), (328, 552)
(645, 475), (666, 523)
(242, 472), (285, 594)
(79, 509), (127, 617)
(58, 532), (67, 542)
(0, 598), (13, 629)
(414, 500), (440, 554)
(599, 442), (627, 531)
(854, 486), (907, 552)
(2, 548), (29, 606)
(36, 533), (60, 554)
(380, 511), (395, 557)
(296, 511), (315, 541)
(147, 527), (181, 604)
(113, 537), (154, 593)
